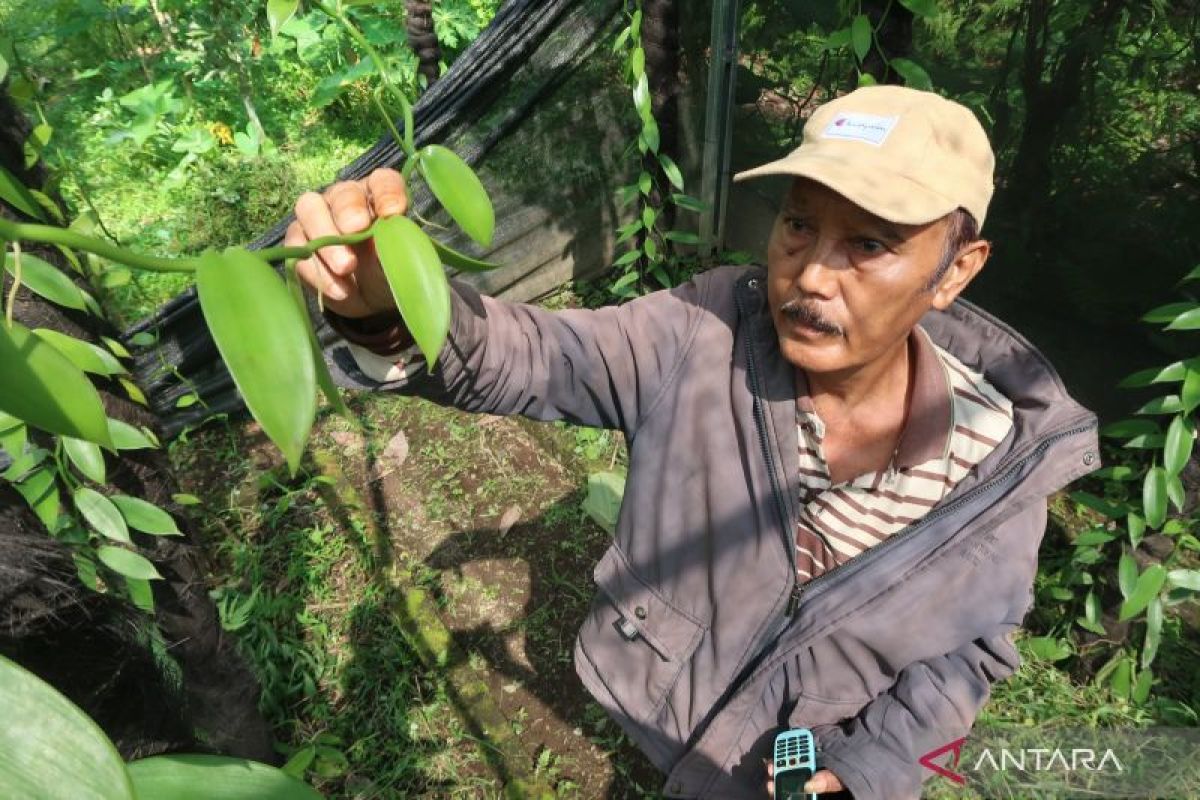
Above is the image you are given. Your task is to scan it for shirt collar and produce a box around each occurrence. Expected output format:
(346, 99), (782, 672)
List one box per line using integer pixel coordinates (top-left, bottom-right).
(794, 324), (954, 471)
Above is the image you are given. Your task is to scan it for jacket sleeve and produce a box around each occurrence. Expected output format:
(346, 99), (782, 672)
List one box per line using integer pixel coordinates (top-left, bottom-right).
(324, 269), (718, 434)
(808, 500), (1049, 800)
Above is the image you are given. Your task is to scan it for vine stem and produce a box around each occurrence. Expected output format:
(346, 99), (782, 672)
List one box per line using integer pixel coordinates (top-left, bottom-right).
(0, 217), (382, 274)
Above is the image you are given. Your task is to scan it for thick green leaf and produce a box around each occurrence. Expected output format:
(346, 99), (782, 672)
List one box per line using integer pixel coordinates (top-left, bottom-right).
(282, 260), (348, 419)
(97, 546), (161, 580)
(671, 193), (709, 213)
(33, 329), (125, 376)
(373, 216), (451, 369)
(1183, 367), (1200, 413)
(266, 0), (298, 37)
(850, 14), (872, 61)
(0, 321), (112, 447)
(1142, 302), (1199, 323)
(1092, 465), (1137, 481)
(1118, 552), (1138, 600)
(1142, 465), (1167, 529)
(1134, 395), (1183, 415)
(1110, 656), (1133, 698)
(0, 655), (134, 800)
(1131, 666), (1153, 705)
(125, 576), (155, 613)
(196, 249), (316, 474)
(1070, 490), (1126, 519)
(823, 27), (851, 51)
(1165, 308), (1200, 330)
(111, 495), (181, 537)
(1124, 433), (1166, 449)
(1127, 512), (1146, 548)
(63, 436), (106, 484)
(107, 418), (158, 450)
(1023, 636), (1071, 662)
(173, 493), (202, 506)
(74, 487), (129, 543)
(1119, 361), (1186, 388)
(128, 754), (322, 800)
(889, 57), (932, 90)
(1166, 568), (1200, 591)
(14, 467), (59, 529)
(417, 145), (494, 247)
(1100, 418), (1159, 439)
(430, 238), (500, 273)
(1085, 589), (1102, 627)
(0, 409), (25, 457)
(658, 153), (685, 191)
(3, 252), (92, 311)
(632, 73), (651, 119)
(1168, 473), (1186, 512)
(630, 45), (645, 76)
(1141, 597), (1163, 669)
(1073, 528), (1116, 546)
(1119, 564), (1166, 621)
(0, 163), (46, 220)
(898, 0), (939, 16)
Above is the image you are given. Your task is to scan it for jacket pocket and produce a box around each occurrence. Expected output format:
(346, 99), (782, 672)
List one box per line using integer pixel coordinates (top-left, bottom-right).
(577, 545), (707, 725)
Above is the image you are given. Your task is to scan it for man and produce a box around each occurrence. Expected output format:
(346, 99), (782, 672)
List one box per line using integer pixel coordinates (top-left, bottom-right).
(287, 86), (1100, 798)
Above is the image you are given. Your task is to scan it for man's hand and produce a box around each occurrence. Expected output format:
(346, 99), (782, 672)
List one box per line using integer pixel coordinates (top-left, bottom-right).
(285, 168), (409, 319)
(766, 762), (845, 796)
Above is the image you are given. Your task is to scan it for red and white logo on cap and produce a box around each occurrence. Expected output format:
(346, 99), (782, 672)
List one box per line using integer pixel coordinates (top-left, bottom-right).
(821, 112), (899, 146)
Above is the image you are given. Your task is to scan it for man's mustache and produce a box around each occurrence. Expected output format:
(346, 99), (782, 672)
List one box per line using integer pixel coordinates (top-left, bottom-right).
(780, 299), (844, 336)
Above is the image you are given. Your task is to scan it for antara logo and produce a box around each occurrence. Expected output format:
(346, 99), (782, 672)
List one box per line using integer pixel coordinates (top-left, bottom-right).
(919, 737), (968, 785)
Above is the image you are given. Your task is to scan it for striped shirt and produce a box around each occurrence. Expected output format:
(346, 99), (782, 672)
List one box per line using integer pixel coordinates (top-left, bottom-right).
(794, 324), (1014, 582)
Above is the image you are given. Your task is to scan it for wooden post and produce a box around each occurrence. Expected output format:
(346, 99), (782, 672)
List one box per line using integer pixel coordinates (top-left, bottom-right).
(698, 0), (740, 260)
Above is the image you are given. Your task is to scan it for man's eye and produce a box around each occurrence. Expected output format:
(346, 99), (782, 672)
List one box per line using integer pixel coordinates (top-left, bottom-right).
(785, 217), (809, 234)
(854, 237), (886, 255)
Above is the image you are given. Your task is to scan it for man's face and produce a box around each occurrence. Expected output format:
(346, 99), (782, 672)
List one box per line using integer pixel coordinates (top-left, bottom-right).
(766, 178), (970, 376)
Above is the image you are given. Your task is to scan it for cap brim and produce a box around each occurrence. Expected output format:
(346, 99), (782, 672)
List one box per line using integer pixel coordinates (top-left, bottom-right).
(733, 152), (958, 226)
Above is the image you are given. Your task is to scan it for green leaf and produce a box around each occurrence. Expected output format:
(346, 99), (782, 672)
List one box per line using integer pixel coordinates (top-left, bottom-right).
(1142, 465), (1167, 529)
(0, 655), (135, 800)
(128, 332), (157, 347)
(823, 27), (851, 51)
(196, 249), (316, 475)
(14, 467), (59, 529)
(1178, 264), (1200, 284)
(1166, 568), (1200, 591)
(63, 436), (106, 484)
(373, 216), (451, 369)
(0, 321), (112, 447)
(642, 205), (657, 230)
(101, 336), (131, 359)
(1131, 665), (1153, 705)
(97, 546), (162, 580)
(1118, 552), (1138, 599)
(1168, 473), (1186, 512)
(3, 252), (92, 311)
(1165, 308), (1200, 330)
(172, 493), (202, 506)
(613, 250), (641, 267)
(850, 14), (872, 61)
(1119, 564), (1166, 621)
(1070, 490), (1126, 519)
(1142, 302), (1199, 323)
(416, 146), (495, 247)
(74, 487), (129, 543)
(267, 0), (298, 37)
(641, 117), (660, 154)
(658, 154), (685, 191)
(632, 73), (651, 119)
(1023, 636), (1071, 662)
(1085, 588), (1102, 627)
(610, 27), (631, 55)
(610, 270), (640, 293)
(630, 46), (645, 76)
(1100, 418), (1159, 438)
(1109, 656), (1133, 699)
(638, 171), (653, 196)
(582, 471), (625, 535)
(1092, 465), (1136, 481)
(1141, 597), (1163, 669)
(128, 754), (322, 800)
(0, 409), (25, 457)
(0, 162), (46, 220)
(107, 418), (158, 450)
(1134, 395), (1183, 415)
(0, 51), (6, 84)
(430, 238), (500, 273)
(1127, 512), (1146, 548)
(664, 230), (701, 245)
(898, 0), (939, 16)
(1183, 368), (1200, 413)
(859, 72), (878, 91)
(889, 58), (932, 90)
(1124, 433), (1166, 449)
(125, 576), (155, 613)
(1119, 361), (1186, 388)
(1163, 415), (1194, 476)
(283, 260), (349, 420)
(671, 193), (709, 213)
(111, 495), (181, 537)
(1073, 528), (1116, 546)
(33, 329), (125, 376)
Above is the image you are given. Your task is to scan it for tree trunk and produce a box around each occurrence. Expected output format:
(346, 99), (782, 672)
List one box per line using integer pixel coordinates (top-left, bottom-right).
(639, 0), (680, 277)
(0, 88), (274, 762)
(406, 0), (442, 89)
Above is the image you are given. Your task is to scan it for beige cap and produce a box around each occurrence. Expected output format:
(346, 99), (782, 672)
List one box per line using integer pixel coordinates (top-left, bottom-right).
(734, 85), (995, 229)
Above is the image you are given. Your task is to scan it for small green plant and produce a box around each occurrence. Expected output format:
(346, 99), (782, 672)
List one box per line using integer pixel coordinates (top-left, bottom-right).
(1028, 263), (1200, 708)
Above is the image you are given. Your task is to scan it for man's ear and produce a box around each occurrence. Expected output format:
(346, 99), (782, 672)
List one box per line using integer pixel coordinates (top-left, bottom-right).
(930, 240), (989, 310)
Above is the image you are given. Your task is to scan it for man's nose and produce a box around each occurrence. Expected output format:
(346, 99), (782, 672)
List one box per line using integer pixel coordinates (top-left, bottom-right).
(794, 239), (843, 298)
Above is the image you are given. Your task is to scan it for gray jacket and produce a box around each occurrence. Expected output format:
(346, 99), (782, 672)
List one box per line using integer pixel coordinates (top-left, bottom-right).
(327, 265), (1101, 799)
